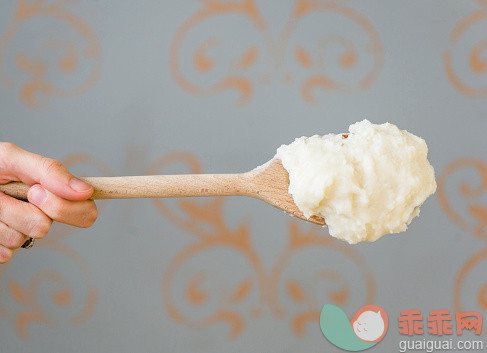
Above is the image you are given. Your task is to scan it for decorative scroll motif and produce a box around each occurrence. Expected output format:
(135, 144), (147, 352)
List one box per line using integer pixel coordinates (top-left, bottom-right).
(438, 158), (487, 314)
(170, 0), (383, 105)
(0, 0), (102, 108)
(149, 152), (375, 339)
(438, 158), (487, 240)
(444, 1), (487, 97)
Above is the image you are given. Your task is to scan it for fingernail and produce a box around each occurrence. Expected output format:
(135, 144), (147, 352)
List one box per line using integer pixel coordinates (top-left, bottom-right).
(69, 178), (92, 192)
(28, 185), (47, 206)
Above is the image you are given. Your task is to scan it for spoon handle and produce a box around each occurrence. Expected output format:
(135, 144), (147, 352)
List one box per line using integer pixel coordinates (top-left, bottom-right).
(0, 174), (251, 201)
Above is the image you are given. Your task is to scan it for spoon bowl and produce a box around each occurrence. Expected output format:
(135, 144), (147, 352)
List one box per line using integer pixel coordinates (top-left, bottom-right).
(244, 158), (326, 225)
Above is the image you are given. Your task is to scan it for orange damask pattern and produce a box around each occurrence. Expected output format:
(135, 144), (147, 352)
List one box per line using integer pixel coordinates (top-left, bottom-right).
(444, 0), (487, 97)
(148, 152), (375, 339)
(0, 154), (111, 338)
(0, 0), (101, 108)
(170, 0), (383, 105)
(438, 158), (487, 314)
(438, 158), (487, 240)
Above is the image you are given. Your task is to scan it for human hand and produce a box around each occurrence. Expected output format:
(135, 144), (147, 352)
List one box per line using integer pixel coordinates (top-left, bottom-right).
(0, 143), (97, 264)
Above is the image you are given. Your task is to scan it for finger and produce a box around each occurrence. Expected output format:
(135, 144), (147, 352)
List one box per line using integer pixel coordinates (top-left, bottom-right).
(0, 191), (52, 239)
(0, 142), (93, 201)
(28, 185), (98, 228)
(0, 221), (28, 249)
(0, 245), (14, 264)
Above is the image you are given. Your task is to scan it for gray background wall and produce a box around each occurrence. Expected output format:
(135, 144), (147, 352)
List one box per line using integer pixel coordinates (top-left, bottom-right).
(0, 0), (486, 352)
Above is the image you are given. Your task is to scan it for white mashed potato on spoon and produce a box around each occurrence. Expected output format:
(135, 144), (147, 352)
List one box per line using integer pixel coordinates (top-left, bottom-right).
(276, 119), (437, 244)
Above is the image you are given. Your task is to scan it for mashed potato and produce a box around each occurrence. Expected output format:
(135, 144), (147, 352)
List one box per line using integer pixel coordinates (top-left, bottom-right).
(276, 120), (436, 244)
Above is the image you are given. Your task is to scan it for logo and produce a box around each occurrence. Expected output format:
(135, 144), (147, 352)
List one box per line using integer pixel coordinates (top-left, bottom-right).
(320, 304), (389, 351)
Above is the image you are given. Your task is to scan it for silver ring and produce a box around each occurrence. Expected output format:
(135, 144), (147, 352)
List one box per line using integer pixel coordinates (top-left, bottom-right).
(21, 238), (35, 249)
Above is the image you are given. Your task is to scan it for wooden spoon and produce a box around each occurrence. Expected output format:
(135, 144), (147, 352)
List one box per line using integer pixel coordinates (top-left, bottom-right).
(0, 158), (326, 226)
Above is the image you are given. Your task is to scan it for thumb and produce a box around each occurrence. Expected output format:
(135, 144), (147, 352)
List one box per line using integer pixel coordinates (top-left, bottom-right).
(0, 143), (93, 201)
